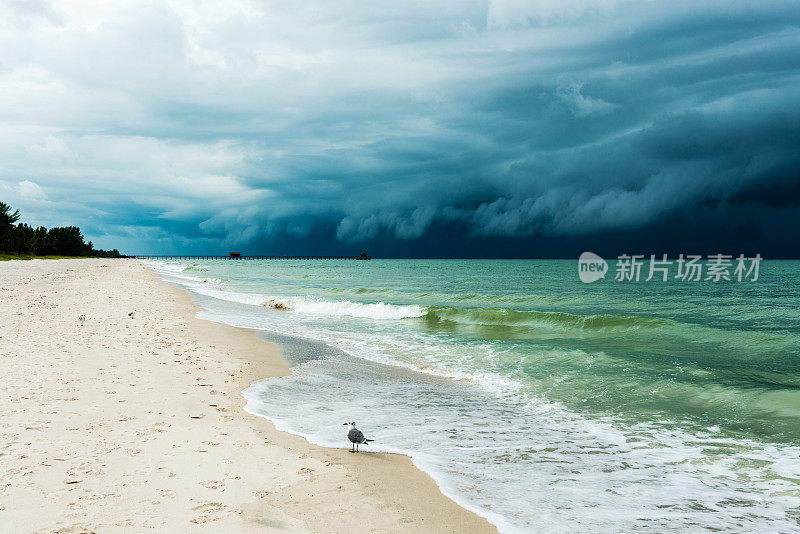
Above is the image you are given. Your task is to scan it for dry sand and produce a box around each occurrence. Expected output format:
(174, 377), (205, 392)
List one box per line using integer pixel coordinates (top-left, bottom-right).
(0, 258), (496, 533)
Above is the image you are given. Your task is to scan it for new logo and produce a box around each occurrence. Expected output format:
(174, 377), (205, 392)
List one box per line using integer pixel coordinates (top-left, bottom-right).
(578, 251), (607, 283)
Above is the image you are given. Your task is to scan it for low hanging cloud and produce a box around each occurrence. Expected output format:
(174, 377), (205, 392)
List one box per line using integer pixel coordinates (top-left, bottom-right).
(556, 83), (617, 118)
(336, 207), (438, 242)
(18, 180), (47, 201)
(0, 0), (798, 255)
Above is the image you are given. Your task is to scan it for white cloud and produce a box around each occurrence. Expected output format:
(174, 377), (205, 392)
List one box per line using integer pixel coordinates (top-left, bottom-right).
(18, 179), (46, 200)
(26, 134), (75, 162)
(556, 82), (617, 117)
(487, 0), (622, 29)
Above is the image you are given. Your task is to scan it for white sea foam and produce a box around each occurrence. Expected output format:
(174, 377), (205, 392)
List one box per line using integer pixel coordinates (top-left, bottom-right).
(242, 360), (800, 533)
(195, 286), (426, 320)
(144, 259), (800, 533)
(147, 260), (523, 392)
(145, 262), (427, 320)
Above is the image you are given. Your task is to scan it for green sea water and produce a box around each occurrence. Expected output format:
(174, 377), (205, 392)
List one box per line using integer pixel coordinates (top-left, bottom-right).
(150, 259), (800, 532)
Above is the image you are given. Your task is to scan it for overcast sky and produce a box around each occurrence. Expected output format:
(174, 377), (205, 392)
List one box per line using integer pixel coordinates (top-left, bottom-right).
(1, 0), (798, 256)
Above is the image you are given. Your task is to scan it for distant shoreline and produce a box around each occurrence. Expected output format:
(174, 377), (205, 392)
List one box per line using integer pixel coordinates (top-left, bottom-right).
(0, 254), (131, 261)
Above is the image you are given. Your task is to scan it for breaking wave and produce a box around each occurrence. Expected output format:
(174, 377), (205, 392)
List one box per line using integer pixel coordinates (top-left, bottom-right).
(423, 306), (672, 331)
(263, 296), (426, 319)
(146, 260), (671, 330)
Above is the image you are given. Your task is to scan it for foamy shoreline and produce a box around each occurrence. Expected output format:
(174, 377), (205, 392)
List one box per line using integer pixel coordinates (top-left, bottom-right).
(0, 258), (496, 533)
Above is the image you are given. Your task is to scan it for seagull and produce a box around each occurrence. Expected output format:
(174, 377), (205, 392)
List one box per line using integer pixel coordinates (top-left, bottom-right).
(128, 310), (136, 319)
(343, 422), (374, 453)
(78, 315), (85, 326)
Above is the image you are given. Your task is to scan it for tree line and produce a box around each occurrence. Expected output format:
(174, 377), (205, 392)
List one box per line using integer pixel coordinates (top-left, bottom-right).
(0, 201), (123, 258)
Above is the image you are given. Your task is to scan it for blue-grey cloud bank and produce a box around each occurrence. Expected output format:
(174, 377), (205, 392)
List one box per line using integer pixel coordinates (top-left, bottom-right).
(1, 0), (799, 257)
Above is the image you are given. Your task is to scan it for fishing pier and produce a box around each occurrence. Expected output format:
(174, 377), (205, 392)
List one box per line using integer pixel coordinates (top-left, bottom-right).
(135, 252), (371, 260)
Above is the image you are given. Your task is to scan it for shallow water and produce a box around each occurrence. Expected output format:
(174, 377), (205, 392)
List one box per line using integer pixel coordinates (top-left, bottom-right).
(147, 259), (800, 532)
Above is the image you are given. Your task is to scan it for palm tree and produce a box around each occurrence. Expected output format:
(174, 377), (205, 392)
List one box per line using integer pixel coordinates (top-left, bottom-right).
(0, 201), (20, 227)
(0, 201), (21, 252)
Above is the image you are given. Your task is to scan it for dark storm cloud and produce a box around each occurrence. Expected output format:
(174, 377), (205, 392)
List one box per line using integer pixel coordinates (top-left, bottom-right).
(1, 0), (798, 255)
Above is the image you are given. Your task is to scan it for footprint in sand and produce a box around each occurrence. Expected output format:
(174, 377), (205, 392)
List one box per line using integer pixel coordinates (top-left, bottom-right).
(50, 525), (95, 533)
(190, 501), (234, 524)
(192, 502), (226, 513)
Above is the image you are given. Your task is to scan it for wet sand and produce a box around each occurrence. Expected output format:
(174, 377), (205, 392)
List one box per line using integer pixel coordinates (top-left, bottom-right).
(0, 258), (496, 533)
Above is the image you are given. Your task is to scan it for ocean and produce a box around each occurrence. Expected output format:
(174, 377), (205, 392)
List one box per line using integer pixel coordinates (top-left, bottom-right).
(146, 258), (800, 532)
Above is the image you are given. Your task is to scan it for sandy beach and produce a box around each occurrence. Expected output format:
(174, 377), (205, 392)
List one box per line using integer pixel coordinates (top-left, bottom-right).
(0, 259), (496, 533)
